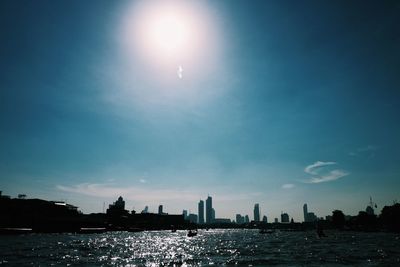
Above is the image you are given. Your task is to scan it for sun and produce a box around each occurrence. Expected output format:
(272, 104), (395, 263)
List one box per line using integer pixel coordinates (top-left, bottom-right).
(121, 0), (216, 71)
(147, 11), (191, 59)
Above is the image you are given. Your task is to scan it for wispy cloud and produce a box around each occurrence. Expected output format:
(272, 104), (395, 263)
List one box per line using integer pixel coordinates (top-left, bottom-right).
(304, 161), (337, 175)
(303, 161), (349, 184)
(139, 178), (147, 184)
(282, 183), (295, 189)
(349, 145), (379, 157)
(56, 183), (261, 203)
(56, 183), (198, 202)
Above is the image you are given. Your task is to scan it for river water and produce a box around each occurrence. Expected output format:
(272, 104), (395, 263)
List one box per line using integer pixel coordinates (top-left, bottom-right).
(0, 229), (399, 266)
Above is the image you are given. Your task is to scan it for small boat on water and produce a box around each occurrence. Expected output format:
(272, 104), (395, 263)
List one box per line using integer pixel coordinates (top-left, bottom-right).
(128, 228), (144, 233)
(0, 228), (32, 235)
(187, 229), (197, 237)
(259, 229), (274, 234)
(79, 228), (107, 234)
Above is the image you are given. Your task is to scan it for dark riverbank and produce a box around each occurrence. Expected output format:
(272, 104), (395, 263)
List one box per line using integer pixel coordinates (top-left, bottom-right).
(1, 196), (399, 234)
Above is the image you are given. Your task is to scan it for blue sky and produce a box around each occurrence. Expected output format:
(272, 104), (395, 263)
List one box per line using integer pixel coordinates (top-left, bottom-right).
(1, 0), (399, 221)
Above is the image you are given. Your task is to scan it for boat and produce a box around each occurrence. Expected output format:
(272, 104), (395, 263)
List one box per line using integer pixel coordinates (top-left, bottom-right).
(0, 228), (32, 235)
(187, 229), (197, 237)
(259, 229), (274, 234)
(128, 227), (144, 233)
(79, 227), (107, 234)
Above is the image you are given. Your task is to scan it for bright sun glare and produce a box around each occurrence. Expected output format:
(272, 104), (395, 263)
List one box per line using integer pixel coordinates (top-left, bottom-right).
(147, 12), (190, 58)
(121, 0), (218, 78)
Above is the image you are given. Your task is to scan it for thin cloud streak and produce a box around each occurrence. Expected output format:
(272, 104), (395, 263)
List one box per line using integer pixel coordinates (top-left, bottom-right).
(303, 161), (349, 184)
(56, 183), (262, 203)
(56, 183), (198, 202)
(282, 183), (295, 189)
(349, 145), (380, 157)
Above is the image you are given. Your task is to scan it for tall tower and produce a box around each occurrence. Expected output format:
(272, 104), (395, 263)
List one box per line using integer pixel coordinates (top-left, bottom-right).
(303, 203), (308, 222)
(254, 203), (260, 222)
(158, 205), (163, 215)
(206, 196), (213, 224)
(198, 200), (204, 224)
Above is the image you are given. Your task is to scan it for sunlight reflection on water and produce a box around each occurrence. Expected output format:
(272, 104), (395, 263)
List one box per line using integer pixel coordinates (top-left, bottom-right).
(0, 229), (399, 266)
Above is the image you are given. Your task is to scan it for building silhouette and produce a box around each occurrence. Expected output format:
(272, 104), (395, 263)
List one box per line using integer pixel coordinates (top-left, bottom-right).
(262, 215), (268, 223)
(187, 213), (198, 223)
(158, 205), (163, 215)
(206, 196), (213, 224)
(182, 210), (188, 220)
(245, 215), (250, 223)
(106, 196), (128, 217)
(254, 203), (260, 222)
(141, 206), (149, 214)
(198, 200), (204, 224)
(303, 203), (317, 222)
(281, 212), (289, 223)
(236, 214), (244, 224)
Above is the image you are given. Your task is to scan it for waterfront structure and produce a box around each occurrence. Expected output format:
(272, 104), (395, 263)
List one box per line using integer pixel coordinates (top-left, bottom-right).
(214, 218), (231, 223)
(198, 200), (204, 224)
(206, 196), (212, 224)
(212, 208), (215, 221)
(106, 196), (128, 217)
(274, 218), (278, 223)
(281, 212), (289, 223)
(182, 210), (188, 219)
(254, 203), (260, 222)
(245, 215), (250, 223)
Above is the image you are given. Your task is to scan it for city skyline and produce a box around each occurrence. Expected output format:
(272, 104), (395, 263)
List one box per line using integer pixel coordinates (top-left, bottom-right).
(1, 189), (383, 223)
(1, 1), (399, 222)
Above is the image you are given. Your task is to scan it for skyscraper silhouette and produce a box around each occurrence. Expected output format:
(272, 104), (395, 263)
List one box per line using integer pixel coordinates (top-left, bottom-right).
(206, 196), (212, 224)
(158, 205), (163, 215)
(198, 200), (204, 224)
(303, 203), (308, 222)
(254, 203), (260, 222)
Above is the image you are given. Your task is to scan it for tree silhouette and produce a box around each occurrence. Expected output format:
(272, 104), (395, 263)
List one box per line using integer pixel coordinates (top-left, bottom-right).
(332, 210), (345, 229)
(380, 203), (400, 232)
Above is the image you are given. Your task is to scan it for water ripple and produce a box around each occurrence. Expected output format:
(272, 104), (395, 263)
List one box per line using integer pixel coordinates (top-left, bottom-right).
(0, 230), (399, 266)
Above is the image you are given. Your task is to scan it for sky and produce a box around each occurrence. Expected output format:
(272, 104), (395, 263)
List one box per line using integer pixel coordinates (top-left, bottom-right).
(1, 0), (399, 222)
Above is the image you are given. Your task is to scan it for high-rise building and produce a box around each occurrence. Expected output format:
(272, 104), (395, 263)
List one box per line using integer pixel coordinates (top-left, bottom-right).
(198, 200), (204, 224)
(303, 203), (317, 222)
(182, 210), (188, 219)
(212, 208), (215, 222)
(262, 215), (268, 223)
(254, 203), (260, 222)
(206, 196), (213, 224)
(236, 214), (244, 224)
(303, 203), (308, 222)
(245, 215), (250, 223)
(281, 212), (289, 223)
(158, 205), (163, 215)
